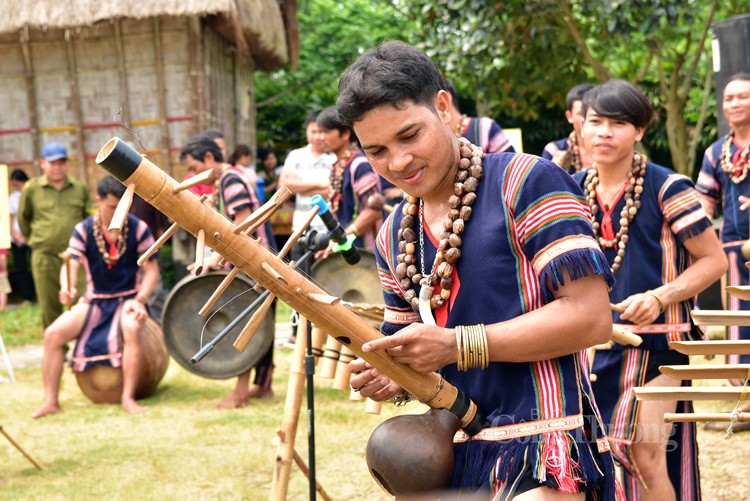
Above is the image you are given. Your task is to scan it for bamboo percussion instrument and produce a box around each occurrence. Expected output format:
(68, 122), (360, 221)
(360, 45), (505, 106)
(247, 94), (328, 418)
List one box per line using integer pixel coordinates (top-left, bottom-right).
(725, 285), (750, 301)
(659, 364), (750, 380)
(669, 340), (750, 356)
(690, 309), (750, 326)
(319, 338), (342, 379)
(633, 387), (746, 401)
(333, 346), (356, 391)
(96, 137), (485, 435)
(663, 412), (750, 423)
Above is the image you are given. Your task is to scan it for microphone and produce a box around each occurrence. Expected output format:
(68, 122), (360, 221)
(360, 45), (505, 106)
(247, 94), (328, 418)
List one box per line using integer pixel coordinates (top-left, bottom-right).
(311, 195), (361, 265)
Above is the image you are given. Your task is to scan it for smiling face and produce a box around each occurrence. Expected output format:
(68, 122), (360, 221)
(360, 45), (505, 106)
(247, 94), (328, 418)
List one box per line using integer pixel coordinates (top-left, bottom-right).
(353, 90), (460, 203)
(723, 79), (750, 129)
(582, 111), (643, 169)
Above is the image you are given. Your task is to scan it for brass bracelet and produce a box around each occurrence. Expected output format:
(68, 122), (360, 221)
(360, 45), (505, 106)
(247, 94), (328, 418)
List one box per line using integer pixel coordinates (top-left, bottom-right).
(134, 295), (148, 305)
(456, 324), (488, 371)
(645, 290), (665, 313)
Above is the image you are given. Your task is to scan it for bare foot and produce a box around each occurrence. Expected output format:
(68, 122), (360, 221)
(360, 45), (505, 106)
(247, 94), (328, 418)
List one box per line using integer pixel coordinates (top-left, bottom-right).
(121, 399), (148, 414)
(217, 391), (250, 409)
(32, 403), (61, 419)
(247, 386), (274, 399)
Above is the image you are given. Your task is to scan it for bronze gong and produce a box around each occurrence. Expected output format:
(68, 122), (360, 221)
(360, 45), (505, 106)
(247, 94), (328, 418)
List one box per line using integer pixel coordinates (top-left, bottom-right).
(161, 271), (274, 379)
(310, 250), (383, 306)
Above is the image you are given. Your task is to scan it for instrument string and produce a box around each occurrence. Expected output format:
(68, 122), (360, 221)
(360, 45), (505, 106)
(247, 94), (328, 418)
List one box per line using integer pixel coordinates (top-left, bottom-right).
(197, 261), (338, 350)
(200, 287), (258, 348)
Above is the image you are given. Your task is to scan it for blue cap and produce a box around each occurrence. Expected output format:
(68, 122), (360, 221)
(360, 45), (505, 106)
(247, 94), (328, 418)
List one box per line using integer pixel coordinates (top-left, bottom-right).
(42, 142), (68, 162)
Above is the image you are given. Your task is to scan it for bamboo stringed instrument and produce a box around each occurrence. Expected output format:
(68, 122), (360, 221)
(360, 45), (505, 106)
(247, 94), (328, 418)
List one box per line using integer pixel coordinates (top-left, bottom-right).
(95, 137), (485, 435)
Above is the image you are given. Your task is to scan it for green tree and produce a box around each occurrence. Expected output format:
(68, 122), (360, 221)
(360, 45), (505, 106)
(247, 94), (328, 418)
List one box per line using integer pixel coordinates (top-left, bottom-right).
(255, 0), (417, 149)
(402, 0), (745, 176)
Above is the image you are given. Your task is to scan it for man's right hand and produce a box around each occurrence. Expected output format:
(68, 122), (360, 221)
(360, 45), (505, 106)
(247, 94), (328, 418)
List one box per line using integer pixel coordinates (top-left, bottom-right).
(59, 288), (77, 306)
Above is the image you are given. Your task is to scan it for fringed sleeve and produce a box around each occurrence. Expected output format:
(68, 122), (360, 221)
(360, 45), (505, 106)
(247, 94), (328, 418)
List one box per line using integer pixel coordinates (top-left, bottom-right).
(508, 156), (615, 304)
(660, 173), (714, 246)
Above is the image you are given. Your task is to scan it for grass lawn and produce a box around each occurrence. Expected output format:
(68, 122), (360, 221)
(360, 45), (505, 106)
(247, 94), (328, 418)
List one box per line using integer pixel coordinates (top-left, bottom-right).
(1, 307), (750, 499)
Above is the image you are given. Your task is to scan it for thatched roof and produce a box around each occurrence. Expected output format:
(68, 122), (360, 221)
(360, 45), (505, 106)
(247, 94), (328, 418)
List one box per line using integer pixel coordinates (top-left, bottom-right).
(2, 0), (298, 70)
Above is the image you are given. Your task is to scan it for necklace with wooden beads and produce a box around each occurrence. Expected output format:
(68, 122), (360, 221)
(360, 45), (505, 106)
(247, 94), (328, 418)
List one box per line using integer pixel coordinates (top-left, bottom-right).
(720, 129), (750, 184)
(92, 210), (128, 267)
(564, 130), (583, 172)
(394, 137), (484, 323)
(584, 151), (647, 274)
(329, 149), (352, 215)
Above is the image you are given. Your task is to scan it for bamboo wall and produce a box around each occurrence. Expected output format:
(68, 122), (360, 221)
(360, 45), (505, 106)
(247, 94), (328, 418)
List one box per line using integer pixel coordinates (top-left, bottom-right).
(0, 16), (256, 193)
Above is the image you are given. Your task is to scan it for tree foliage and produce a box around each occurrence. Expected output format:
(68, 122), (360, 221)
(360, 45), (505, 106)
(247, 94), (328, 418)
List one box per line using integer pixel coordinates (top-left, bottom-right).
(254, 0), (417, 149)
(400, 0), (746, 176)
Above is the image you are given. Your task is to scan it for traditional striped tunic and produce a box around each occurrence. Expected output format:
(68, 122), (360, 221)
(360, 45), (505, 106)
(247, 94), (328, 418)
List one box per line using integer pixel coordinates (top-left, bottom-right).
(541, 137), (569, 161)
(377, 152), (618, 499)
(696, 136), (750, 367)
(575, 163), (709, 501)
(68, 214), (156, 371)
(217, 165), (275, 388)
(333, 150), (382, 251)
(461, 117), (515, 155)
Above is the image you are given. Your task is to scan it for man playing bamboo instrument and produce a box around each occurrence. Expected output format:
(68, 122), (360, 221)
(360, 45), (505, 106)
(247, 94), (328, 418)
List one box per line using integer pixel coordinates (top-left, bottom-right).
(33, 176), (159, 418)
(696, 73), (750, 432)
(576, 80), (726, 500)
(343, 41), (620, 499)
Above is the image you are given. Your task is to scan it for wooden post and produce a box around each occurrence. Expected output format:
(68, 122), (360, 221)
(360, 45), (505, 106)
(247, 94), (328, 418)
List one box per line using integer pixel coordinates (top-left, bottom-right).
(65, 29), (88, 185)
(271, 317), (309, 500)
(19, 27), (41, 175)
(187, 17), (206, 133)
(153, 17), (173, 174)
(113, 19), (132, 129)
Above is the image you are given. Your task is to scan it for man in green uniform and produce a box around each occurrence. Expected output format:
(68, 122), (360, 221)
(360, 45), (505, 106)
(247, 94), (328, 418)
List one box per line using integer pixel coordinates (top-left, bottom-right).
(18, 142), (90, 327)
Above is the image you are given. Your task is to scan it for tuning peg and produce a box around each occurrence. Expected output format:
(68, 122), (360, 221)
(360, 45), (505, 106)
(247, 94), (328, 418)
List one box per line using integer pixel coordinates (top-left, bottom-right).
(233, 186), (293, 234)
(233, 294), (276, 352)
(109, 184), (135, 231)
(172, 169), (213, 193)
(199, 268), (240, 317)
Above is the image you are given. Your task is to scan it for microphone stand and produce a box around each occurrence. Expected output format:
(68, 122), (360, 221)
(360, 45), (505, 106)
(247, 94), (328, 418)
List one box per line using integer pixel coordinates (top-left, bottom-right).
(293, 229), (330, 501)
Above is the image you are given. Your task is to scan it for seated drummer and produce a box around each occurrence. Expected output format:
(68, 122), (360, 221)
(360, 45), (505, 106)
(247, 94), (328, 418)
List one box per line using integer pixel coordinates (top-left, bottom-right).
(32, 176), (159, 418)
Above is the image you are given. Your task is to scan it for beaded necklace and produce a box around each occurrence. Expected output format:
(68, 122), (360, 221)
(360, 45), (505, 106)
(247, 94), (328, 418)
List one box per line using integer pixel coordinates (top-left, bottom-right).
(395, 137), (484, 323)
(329, 149), (352, 215)
(92, 210), (128, 267)
(720, 129), (750, 184)
(584, 151), (647, 274)
(564, 131), (583, 172)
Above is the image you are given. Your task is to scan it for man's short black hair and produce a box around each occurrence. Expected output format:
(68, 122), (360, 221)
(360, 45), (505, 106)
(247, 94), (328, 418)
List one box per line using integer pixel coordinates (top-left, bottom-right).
(97, 175), (126, 199)
(727, 73), (750, 87)
(583, 80), (654, 130)
(304, 110), (322, 127)
(336, 40), (447, 126)
(566, 83), (595, 110)
(317, 106), (357, 144)
(179, 134), (224, 163)
(10, 168), (29, 183)
(202, 128), (225, 141)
